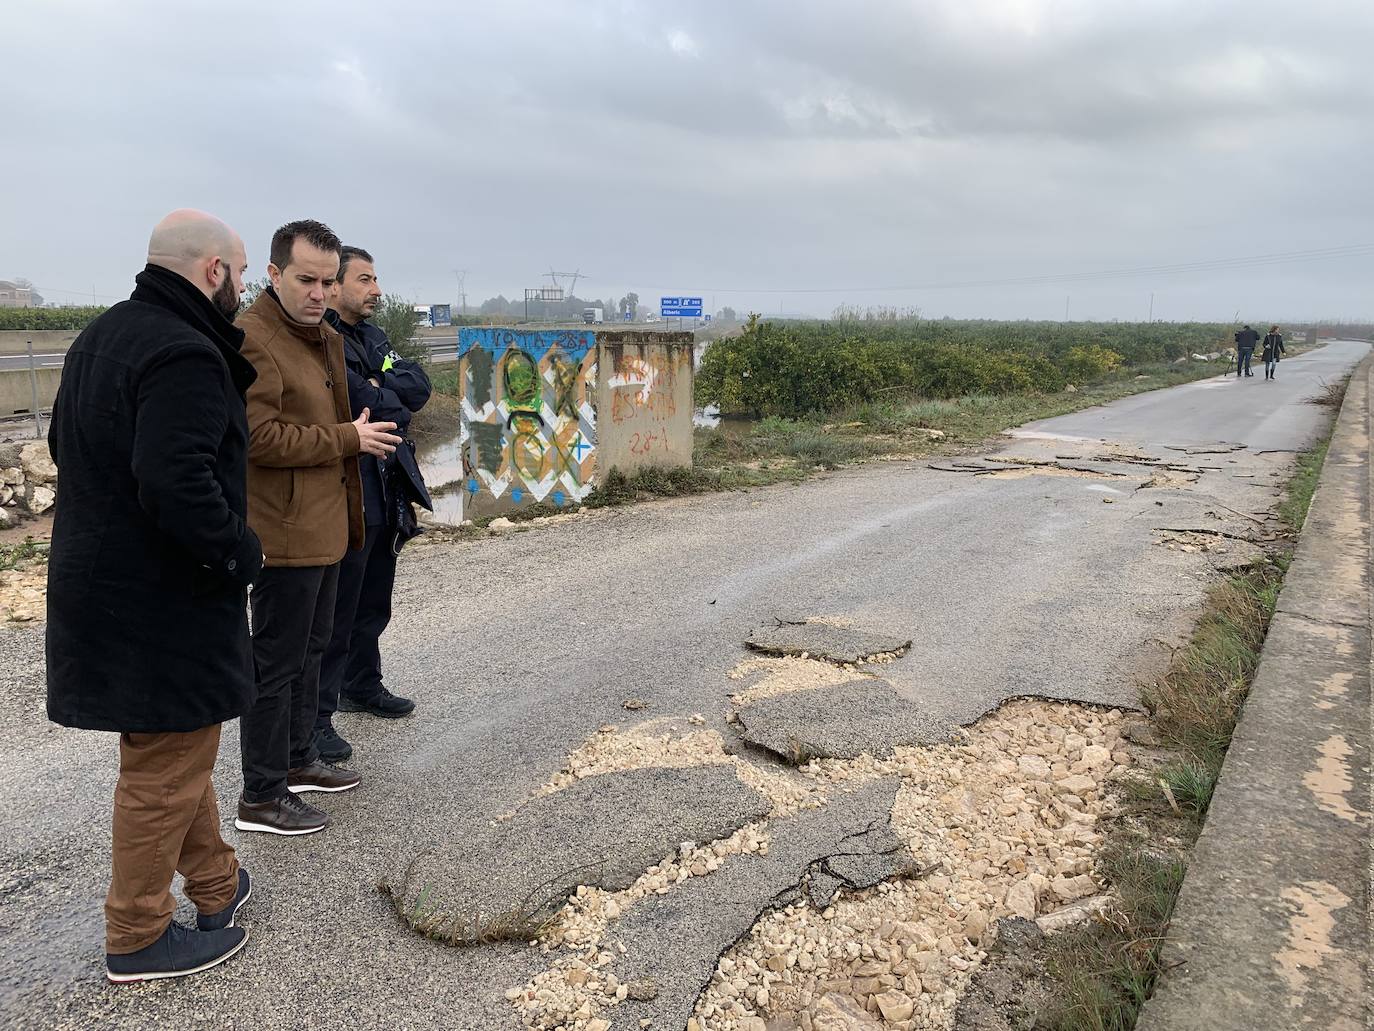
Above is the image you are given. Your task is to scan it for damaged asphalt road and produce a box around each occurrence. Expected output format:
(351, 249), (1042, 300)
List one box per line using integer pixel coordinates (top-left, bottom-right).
(0, 342), (1366, 1030)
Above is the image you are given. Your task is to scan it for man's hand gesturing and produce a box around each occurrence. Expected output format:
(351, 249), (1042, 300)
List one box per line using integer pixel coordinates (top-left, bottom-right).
(353, 407), (402, 458)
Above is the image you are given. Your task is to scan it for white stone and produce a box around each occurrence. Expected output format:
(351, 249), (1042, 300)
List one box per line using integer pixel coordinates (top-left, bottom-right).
(25, 486), (54, 515)
(1017, 755), (1051, 778)
(1058, 774), (1097, 796)
(1004, 880), (1038, 920)
(1036, 895), (1112, 934)
(20, 442), (57, 485)
(811, 993), (885, 1031)
(1081, 745), (1113, 769)
(875, 989), (916, 1022)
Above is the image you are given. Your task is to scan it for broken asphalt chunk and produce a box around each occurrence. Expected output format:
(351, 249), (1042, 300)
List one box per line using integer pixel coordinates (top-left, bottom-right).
(389, 766), (771, 944)
(735, 681), (956, 762)
(745, 619), (912, 666)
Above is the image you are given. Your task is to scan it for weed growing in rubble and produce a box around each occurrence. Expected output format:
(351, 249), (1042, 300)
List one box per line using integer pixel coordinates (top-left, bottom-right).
(1139, 562), (1280, 768)
(1037, 560), (1273, 1030)
(1277, 439), (1331, 534)
(0, 537), (46, 571)
(1037, 428), (1336, 1030)
(1041, 837), (1187, 1031)
(1122, 760), (1217, 816)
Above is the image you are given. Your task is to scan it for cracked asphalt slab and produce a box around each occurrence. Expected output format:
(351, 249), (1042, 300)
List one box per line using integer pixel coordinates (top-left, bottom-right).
(0, 341), (1365, 1030)
(744, 621), (912, 665)
(606, 778), (911, 1030)
(392, 766), (772, 943)
(733, 681), (955, 761)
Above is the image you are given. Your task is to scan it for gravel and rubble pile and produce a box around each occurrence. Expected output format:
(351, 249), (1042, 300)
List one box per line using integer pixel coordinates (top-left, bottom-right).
(507, 825), (774, 1029)
(689, 699), (1129, 1031)
(728, 655), (874, 706)
(0, 563), (47, 622)
(507, 699), (1132, 1031)
(529, 719), (825, 819)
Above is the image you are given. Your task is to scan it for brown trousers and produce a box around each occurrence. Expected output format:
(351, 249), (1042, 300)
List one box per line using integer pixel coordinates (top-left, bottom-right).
(106, 724), (239, 954)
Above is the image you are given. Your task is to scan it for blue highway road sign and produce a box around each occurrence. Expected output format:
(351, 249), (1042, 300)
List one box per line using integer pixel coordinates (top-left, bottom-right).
(660, 296), (703, 317)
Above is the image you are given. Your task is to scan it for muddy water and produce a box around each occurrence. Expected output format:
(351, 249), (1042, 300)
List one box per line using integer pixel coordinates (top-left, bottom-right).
(416, 433), (466, 525)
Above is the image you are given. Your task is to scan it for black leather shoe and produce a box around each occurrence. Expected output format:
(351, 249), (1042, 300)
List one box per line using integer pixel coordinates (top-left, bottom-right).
(315, 724), (354, 762)
(197, 869), (251, 931)
(339, 686), (415, 718)
(107, 922), (248, 983)
(287, 759), (361, 794)
(234, 793), (329, 836)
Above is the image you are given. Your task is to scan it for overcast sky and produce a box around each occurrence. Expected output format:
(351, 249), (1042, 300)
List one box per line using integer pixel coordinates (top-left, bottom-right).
(3, 0), (1371, 321)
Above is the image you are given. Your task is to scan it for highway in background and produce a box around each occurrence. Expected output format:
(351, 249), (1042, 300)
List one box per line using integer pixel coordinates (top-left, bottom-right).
(0, 337), (461, 373)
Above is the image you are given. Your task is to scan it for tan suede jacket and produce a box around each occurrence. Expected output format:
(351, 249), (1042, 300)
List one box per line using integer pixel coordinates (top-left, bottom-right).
(238, 289), (363, 566)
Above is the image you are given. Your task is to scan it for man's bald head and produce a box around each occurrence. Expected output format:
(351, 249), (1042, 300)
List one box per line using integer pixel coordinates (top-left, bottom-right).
(146, 209), (249, 320)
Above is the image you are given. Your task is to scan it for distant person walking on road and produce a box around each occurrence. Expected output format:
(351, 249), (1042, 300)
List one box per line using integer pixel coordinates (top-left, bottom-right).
(314, 246), (433, 763)
(1262, 325), (1285, 380)
(47, 209), (260, 982)
(235, 220), (400, 836)
(1235, 324), (1260, 378)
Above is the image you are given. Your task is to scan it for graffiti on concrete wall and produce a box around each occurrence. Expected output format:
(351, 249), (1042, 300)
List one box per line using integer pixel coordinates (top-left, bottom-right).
(458, 329), (597, 509)
(606, 345), (689, 458)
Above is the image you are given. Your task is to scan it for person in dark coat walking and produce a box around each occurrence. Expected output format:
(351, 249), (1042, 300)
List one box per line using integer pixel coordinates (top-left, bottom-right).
(1261, 325), (1285, 379)
(314, 246), (433, 762)
(1234, 324), (1260, 378)
(47, 209), (261, 983)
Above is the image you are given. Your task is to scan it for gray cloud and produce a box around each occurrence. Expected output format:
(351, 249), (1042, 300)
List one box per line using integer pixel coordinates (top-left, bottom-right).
(2, 0), (1370, 318)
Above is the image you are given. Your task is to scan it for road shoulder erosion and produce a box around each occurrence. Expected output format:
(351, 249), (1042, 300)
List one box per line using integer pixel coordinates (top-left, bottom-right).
(1136, 356), (1372, 1031)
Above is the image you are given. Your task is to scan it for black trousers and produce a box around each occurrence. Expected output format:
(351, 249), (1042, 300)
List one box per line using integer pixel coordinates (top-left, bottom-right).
(316, 524), (398, 731)
(1237, 348), (1254, 376)
(241, 564), (339, 802)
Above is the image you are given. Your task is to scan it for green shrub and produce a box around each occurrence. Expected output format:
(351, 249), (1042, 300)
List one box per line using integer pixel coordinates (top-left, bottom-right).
(697, 318), (1227, 418)
(0, 307), (106, 331)
(1060, 344), (1124, 383)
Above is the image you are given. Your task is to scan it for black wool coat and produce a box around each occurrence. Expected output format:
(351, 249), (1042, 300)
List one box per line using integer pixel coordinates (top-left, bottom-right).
(46, 264), (264, 733)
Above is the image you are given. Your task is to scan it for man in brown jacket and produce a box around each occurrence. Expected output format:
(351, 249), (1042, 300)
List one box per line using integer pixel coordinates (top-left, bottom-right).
(235, 220), (400, 836)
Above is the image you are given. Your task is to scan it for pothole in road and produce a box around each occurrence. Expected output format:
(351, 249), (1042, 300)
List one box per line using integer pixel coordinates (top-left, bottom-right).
(728, 655), (876, 707)
(526, 718), (825, 819)
(688, 700), (1129, 1031)
(499, 698), (1133, 1031)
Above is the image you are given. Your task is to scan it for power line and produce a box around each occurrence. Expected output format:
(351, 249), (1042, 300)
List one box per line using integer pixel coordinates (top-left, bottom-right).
(605, 243), (1374, 296)
(30, 242), (1374, 307)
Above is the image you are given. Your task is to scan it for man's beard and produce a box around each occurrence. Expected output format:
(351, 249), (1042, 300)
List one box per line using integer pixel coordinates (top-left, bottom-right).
(212, 275), (240, 322)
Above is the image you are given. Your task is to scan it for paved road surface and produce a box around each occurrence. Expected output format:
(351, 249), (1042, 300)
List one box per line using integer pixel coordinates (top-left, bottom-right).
(0, 341), (1364, 1029)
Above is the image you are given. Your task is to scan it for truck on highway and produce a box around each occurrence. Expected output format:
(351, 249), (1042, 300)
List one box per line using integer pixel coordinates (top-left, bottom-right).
(582, 307), (604, 324)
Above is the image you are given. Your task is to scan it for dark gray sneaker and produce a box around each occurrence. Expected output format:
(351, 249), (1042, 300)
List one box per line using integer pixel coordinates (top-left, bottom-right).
(106, 922), (248, 983)
(315, 724), (353, 762)
(339, 686), (415, 718)
(234, 793), (329, 836)
(197, 868), (251, 931)
(287, 758), (361, 794)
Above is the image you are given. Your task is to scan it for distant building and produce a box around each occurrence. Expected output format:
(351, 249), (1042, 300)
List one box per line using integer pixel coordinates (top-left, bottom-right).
(0, 281), (34, 308)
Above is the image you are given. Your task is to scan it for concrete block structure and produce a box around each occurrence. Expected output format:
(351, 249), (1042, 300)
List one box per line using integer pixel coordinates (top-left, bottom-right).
(456, 327), (693, 519)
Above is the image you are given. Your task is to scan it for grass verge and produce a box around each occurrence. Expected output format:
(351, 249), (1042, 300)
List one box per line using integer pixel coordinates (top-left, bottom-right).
(1033, 399), (1345, 1029)
(1035, 557), (1283, 1031)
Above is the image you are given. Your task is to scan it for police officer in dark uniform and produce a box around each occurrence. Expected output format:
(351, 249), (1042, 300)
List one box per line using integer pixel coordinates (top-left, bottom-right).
(315, 246), (433, 761)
